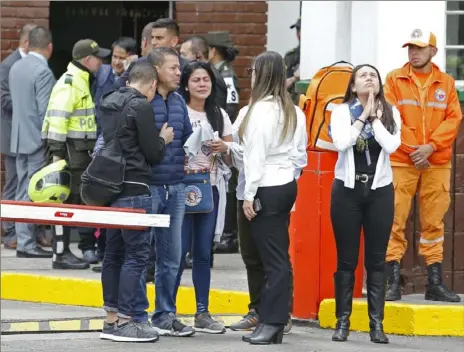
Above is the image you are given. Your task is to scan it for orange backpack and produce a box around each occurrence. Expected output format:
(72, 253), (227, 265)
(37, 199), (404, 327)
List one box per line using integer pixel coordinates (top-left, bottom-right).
(298, 61), (353, 152)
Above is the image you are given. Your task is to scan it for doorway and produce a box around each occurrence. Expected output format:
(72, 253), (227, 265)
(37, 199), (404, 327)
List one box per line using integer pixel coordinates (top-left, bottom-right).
(49, 1), (170, 78)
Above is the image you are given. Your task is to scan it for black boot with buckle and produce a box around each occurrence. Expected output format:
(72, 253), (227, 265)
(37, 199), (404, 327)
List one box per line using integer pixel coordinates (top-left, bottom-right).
(367, 270), (389, 344)
(425, 263), (461, 302)
(385, 261), (401, 301)
(332, 270), (355, 342)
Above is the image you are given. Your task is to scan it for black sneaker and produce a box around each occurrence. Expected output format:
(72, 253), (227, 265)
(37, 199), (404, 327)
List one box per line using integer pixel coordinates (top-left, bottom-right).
(83, 249), (99, 264)
(152, 313), (195, 337)
(92, 265), (102, 273)
(112, 321), (159, 343)
(229, 310), (259, 331)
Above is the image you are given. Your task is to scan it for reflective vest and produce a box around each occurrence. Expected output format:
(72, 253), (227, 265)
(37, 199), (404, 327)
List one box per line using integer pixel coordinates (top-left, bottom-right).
(42, 62), (97, 145)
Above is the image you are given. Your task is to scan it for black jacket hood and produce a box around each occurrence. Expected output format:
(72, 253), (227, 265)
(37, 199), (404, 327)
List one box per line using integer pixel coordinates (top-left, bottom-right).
(100, 87), (145, 142)
(99, 87), (143, 143)
(100, 87), (143, 113)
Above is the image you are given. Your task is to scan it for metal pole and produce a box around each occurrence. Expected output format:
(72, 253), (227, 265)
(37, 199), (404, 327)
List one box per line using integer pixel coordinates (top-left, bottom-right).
(169, 1), (174, 19)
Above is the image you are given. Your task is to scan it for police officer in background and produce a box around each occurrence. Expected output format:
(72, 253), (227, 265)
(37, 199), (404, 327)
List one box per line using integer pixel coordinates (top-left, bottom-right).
(206, 31), (240, 122)
(284, 18), (301, 103)
(206, 31), (240, 254)
(41, 39), (111, 269)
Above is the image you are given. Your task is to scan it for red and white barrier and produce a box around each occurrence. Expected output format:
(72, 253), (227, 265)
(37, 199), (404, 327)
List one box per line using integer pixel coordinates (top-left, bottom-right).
(0, 200), (170, 230)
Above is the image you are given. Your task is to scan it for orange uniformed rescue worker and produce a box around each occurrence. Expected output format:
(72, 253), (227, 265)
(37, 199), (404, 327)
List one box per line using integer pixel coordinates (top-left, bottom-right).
(383, 29), (462, 303)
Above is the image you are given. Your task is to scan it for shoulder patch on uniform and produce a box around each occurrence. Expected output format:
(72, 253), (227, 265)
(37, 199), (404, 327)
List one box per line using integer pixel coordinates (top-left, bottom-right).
(64, 74), (73, 85)
(435, 88), (446, 102)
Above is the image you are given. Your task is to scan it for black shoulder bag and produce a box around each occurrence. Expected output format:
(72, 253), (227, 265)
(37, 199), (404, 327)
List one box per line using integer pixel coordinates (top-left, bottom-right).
(80, 118), (126, 207)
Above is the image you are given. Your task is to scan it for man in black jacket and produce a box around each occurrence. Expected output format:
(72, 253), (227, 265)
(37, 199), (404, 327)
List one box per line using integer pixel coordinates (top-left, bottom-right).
(99, 61), (174, 343)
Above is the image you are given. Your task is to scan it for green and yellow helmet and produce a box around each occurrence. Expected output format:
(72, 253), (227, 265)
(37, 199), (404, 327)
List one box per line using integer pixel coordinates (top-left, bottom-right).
(28, 160), (71, 203)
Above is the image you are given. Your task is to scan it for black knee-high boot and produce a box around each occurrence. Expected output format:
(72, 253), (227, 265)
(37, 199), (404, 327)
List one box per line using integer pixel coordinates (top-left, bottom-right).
(367, 270), (389, 344)
(332, 270), (354, 342)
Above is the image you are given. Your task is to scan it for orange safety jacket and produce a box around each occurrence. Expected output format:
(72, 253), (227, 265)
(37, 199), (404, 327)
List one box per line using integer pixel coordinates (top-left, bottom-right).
(384, 62), (462, 165)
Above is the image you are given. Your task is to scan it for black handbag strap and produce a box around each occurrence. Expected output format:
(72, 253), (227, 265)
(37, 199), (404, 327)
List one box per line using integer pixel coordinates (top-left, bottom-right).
(108, 114), (125, 148)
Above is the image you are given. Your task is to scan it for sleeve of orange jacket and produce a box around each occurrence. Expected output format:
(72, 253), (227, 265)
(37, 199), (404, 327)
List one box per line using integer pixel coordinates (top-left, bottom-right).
(429, 82), (463, 151)
(384, 73), (418, 154)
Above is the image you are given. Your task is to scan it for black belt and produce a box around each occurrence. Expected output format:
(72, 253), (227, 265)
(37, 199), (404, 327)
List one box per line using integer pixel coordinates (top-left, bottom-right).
(355, 173), (374, 183)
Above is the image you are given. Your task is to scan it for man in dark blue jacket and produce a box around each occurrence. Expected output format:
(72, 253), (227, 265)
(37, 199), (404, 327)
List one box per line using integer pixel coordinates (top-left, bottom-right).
(93, 36), (137, 137)
(134, 47), (194, 337)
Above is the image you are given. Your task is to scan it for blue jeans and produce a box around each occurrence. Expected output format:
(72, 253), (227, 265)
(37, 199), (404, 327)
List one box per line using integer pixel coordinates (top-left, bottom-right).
(101, 194), (152, 322)
(134, 183), (186, 325)
(176, 186), (219, 313)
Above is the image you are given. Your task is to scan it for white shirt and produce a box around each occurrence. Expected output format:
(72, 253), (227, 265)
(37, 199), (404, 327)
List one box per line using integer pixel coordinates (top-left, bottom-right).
(241, 96), (308, 201)
(231, 104), (307, 201)
(232, 107), (247, 201)
(330, 103), (402, 189)
(186, 106), (233, 185)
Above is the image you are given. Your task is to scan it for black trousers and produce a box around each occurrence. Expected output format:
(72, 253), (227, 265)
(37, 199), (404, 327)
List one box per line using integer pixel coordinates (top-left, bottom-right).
(241, 180), (297, 325)
(238, 201), (294, 316)
(61, 169), (96, 253)
(97, 228), (107, 256)
(223, 167), (239, 235)
(330, 178), (394, 274)
(238, 199), (264, 311)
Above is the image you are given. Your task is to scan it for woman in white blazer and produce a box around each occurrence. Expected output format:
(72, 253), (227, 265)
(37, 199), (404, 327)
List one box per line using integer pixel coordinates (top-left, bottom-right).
(329, 64), (401, 345)
(234, 51), (307, 345)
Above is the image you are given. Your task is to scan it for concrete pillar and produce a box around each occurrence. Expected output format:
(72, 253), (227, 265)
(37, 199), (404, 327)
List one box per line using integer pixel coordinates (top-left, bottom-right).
(267, 1), (301, 57)
(300, 1), (352, 79)
(300, 1), (447, 81)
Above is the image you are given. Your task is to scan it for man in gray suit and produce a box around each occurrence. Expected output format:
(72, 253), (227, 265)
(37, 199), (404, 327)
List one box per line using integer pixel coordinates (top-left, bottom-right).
(9, 26), (56, 258)
(0, 23), (36, 249)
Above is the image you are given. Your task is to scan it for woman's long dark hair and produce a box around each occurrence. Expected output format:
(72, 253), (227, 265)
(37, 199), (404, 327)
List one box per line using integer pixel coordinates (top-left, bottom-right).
(343, 64), (396, 134)
(180, 61), (224, 138)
